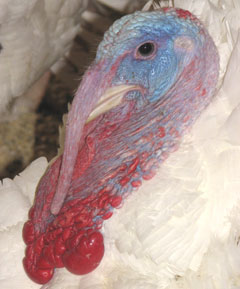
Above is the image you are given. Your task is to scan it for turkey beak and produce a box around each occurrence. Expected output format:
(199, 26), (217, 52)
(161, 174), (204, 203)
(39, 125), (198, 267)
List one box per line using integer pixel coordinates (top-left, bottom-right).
(86, 84), (139, 123)
(50, 60), (138, 215)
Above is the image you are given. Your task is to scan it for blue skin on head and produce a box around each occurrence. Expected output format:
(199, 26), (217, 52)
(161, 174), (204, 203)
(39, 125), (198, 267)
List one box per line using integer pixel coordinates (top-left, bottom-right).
(50, 9), (214, 220)
(31, 9), (219, 232)
(97, 11), (202, 104)
(36, 9), (219, 223)
(63, 10), (219, 204)
(62, 9), (219, 206)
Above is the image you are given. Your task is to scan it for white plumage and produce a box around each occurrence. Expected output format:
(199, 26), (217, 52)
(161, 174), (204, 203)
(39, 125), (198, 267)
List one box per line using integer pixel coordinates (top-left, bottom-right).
(0, 0), (145, 121)
(1, 0), (240, 288)
(0, 0), (88, 117)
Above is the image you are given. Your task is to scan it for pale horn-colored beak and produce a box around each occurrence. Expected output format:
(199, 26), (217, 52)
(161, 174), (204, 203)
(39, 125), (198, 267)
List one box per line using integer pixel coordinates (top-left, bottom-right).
(86, 84), (140, 123)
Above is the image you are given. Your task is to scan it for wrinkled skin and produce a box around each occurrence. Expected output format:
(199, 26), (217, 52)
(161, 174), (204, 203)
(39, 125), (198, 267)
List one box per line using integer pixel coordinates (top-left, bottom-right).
(23, 8), (219, 284)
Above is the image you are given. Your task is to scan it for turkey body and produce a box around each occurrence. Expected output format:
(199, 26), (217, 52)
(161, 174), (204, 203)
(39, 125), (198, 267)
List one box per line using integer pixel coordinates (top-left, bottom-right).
(1, 1), (240, 289)
(0, 0), (88, 117)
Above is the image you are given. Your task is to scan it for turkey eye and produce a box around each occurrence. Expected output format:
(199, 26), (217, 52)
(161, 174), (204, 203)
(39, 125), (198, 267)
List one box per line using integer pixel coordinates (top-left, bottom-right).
(137, 42), (155, 58)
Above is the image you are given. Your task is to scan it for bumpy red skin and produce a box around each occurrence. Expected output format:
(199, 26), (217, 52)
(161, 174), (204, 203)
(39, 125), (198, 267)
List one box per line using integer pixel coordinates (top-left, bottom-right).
(22, 8), (219, 285)
(23, 101), (142, 284)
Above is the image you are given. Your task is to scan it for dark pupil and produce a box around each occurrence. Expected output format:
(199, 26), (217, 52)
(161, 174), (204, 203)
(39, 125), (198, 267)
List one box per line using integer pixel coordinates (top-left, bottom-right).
(138, 42), (154, 56)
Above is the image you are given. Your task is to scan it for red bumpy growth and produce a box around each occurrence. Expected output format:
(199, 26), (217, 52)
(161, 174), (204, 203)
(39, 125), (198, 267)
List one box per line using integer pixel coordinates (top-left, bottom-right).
(22, 153), (109, 284)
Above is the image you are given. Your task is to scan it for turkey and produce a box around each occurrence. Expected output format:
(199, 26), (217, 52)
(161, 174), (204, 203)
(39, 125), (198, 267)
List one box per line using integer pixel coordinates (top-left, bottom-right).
(1, 1), (240, 289)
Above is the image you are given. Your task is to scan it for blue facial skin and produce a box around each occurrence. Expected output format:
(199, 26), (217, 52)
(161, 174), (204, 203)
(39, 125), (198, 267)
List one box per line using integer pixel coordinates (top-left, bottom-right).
(68, 10), (218, 220)
(97, 11), (201, 104)
(113, 38), (179, 103)
(65, 10), (218, 230)
(61, 10), (218, 210)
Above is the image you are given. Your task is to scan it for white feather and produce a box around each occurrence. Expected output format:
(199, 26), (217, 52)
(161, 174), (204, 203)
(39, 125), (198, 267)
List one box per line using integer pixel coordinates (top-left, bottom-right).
(0, 0), (88, 115)
(0, 157), (48, 289)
